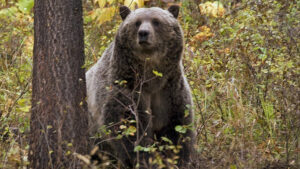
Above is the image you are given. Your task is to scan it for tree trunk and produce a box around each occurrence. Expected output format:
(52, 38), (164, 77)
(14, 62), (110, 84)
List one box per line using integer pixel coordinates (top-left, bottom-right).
(29, 0), (88, 168)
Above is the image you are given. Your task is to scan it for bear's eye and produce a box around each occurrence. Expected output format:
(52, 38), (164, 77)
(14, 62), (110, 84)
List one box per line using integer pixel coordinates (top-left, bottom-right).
(152, 19), (160, 27)
(135, 21), (141, 27)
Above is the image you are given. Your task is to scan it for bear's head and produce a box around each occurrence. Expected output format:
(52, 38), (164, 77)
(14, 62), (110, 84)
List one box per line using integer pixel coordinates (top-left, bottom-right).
(116, 5), (184, 61)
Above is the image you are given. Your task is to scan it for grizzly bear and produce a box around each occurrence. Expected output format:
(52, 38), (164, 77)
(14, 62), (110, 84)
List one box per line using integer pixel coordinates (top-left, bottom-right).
(86, 5), (195, 168)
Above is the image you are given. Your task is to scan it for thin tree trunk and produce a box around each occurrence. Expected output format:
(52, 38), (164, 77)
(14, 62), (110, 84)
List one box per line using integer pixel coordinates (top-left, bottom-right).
(29, 0), (88, 168)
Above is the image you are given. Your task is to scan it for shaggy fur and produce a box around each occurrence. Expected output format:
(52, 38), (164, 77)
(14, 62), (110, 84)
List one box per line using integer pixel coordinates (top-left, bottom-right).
(86, 5), (194, 168)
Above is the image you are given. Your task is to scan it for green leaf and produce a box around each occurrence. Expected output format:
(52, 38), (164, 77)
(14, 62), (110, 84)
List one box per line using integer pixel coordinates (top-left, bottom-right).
(17, 0), (34, 13)
(143, 147), (150, 152)
(0, 7), (18, 17)
(175, 125), (187, 134)
(134, 145), (144, 152)
(123, 125), (136, 136)
(161, 137), (173, 144)
(230, 164), (237, 169)
(116, 134), (123, 139)
(18, 105), (31, 112)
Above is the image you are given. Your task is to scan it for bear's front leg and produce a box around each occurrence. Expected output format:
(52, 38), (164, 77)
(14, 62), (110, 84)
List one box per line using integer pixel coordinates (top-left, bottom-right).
(130, 92), (154, 168)
(167, 78), (195, 168)
(101, 93), (136, 168)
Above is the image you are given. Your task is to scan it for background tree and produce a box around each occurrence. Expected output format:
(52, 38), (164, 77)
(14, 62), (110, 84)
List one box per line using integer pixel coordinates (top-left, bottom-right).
(29, 0), (88, 168)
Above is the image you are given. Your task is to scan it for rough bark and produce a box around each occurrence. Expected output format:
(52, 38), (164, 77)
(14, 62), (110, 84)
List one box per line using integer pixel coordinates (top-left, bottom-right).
(29, 0), (88, 168)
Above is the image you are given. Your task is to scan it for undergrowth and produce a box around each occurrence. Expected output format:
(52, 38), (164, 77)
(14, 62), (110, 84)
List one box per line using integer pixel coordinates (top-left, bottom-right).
(0, 0), (299, 168)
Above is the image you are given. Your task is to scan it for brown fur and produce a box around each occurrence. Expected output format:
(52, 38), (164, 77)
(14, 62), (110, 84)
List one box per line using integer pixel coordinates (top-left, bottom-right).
(86, 5), (195, 168)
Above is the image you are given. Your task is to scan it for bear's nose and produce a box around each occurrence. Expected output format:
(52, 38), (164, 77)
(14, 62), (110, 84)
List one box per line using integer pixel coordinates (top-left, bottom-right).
(138, 30), (149, 42)
(139, 30), (149, 37)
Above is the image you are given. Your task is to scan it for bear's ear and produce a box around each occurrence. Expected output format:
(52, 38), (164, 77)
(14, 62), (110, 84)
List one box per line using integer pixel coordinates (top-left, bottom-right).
(168, 5), (180, 19)
(119, 6), (131, 21)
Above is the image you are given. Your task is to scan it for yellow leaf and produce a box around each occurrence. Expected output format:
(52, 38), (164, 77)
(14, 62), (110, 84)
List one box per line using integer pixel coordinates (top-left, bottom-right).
(97, 0), (106, 8)
(74, 153), (91, 165)
(128, 125), (136, 136)
(120, 125), (127, 129)
(107, 0), (115, 5)
(96, 7), (117, 26)
(152, 70), (163, 77)
(199, 25), (210, 32)
(192, 26), (214, 43)
(218, 48), (230, 54)
(124, 0), (144, 10)
(211, 1), (225, 17)
(199, 1), (225, 18)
